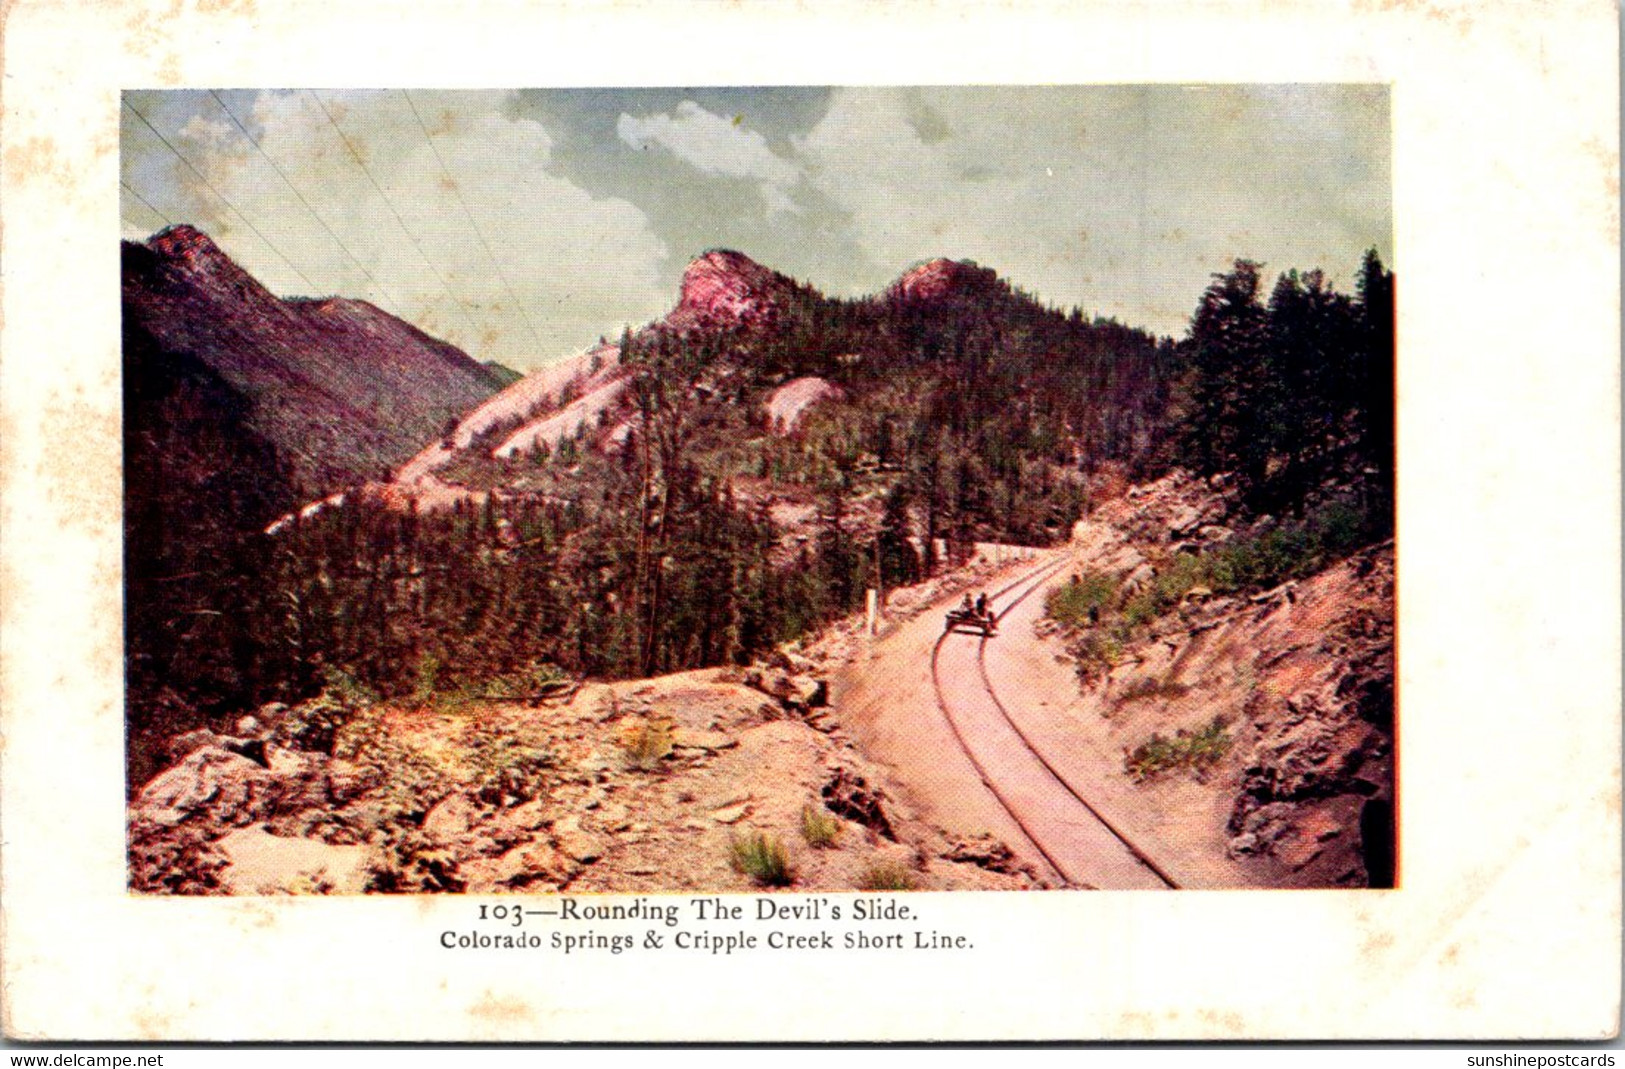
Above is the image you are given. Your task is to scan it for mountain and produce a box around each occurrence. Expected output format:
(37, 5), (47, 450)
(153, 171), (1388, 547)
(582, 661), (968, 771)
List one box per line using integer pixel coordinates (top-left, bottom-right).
(123, 225), (506, 774)
(664, 248), (796, 332)
(122, 225), (506, 498)
(387, 245), (1178, 495)
(385, 249), (802, 491)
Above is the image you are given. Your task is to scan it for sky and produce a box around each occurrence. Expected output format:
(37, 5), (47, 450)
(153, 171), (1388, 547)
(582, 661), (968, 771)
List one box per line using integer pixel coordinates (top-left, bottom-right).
(120, 86), (1391, 371)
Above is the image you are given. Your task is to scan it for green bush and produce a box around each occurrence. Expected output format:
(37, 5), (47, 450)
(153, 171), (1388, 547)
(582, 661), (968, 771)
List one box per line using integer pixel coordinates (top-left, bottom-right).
(1121, 590), (1160, 628)
(730, 832), (793, 886)
(1153, 552), (1208, 604)
(1045, 572), (1117, 628)
(1124, 716), (1233, 782)
(1069, 630), (1124, 685)
(412, 651), (444, 704)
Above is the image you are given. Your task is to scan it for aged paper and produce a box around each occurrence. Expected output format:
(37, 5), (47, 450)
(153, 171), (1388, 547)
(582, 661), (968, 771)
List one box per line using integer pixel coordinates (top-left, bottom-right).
(1, 0), (1619, 1042)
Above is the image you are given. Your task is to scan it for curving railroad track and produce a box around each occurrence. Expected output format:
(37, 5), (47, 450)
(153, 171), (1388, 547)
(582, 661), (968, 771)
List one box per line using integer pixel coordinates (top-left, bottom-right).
(929, 557), (1180, 890)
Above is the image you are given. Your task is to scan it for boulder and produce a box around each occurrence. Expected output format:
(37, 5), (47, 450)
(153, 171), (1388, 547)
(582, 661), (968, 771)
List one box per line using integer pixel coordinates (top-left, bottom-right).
(134, 744), (375, 830)
(423, 793), (481, 844)
(944, 834), (1020, 874)
(709, 802), (751, 825)
(137, 746), (301, 828)
(551, 815), (604, 864)
(575, 683), (619, 723)
(821, 768), (895, 841)
(672, 728), (737, 753)
(215, 826), (372, 894)
(462, 840), (577, 892)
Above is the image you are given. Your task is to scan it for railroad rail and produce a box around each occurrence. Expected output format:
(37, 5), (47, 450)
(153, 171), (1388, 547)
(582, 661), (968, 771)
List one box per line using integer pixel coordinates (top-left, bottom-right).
(928, 555), (1180, 890)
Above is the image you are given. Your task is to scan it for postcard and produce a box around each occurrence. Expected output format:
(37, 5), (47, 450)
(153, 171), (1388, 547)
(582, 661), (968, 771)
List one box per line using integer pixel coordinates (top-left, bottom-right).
(1, 0), (1617, 1043)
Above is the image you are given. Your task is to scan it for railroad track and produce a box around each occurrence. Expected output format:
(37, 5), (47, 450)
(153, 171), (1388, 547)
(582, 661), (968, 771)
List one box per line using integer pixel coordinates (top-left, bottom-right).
(929, 556), (1180, 890)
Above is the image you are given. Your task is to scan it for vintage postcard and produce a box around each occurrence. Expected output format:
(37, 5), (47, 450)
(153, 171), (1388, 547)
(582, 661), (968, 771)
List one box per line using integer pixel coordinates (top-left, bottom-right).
(1, 0), (1618, 1044)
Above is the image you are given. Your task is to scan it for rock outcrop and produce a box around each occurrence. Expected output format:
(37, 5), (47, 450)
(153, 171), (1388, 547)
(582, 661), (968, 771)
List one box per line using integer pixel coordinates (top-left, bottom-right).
(128, 664), (1039, 895)
(889, 258), (999, 302)
(666, 249), (792, 332)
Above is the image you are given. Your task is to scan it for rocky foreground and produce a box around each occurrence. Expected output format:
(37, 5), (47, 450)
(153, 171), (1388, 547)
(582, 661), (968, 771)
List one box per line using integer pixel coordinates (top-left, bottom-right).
(129, 560), (1041, 896)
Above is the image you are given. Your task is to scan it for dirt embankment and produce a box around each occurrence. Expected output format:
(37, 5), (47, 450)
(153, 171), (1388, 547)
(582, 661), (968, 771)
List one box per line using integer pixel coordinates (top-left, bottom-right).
(830, 469), (1395, 889)
(1056, 473), (1396, 887)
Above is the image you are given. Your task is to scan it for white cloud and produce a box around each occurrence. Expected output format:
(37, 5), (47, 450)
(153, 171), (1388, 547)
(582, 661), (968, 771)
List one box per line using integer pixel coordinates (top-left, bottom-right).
(756, 181), (802, 217)
(618, 100), (801, 214)
(618, 101), (798, 184)
(161, 89), (672, 369)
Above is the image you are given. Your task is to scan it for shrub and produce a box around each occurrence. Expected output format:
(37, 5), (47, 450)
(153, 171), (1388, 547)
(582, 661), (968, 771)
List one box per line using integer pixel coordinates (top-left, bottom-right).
(1070, 631), (1123, 685)
(412, 651), (444, 704)
(800, 804), (842, 848)
(1124, 715), (1233, 782)
(1153, 552), (1208, 605)
(856, 860), (918, 891)
(730, 832), (793, 886)
(616, 716), (674, 771)
(1045, 572), (1117, 628)
(1115, 674), (1189, 704)
(1121, 590), (1160, 628)
(320, 665), (379, 708)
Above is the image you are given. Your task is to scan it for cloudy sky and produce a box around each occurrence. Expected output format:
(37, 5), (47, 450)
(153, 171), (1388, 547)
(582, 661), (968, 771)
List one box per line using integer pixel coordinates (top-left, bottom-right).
(121, 86), (1390, 371)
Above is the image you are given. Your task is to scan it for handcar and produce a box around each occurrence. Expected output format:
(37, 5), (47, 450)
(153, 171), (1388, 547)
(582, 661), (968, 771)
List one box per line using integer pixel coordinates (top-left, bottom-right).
(943, 606), (997, 637)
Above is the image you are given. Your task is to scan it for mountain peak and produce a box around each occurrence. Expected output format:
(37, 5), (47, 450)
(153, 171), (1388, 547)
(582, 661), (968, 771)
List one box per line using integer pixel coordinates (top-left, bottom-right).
(148, 223), (228, 264)
(142, 223), (272, 298)
(891, 258), (997, 301)
(674, 249), (786, 328)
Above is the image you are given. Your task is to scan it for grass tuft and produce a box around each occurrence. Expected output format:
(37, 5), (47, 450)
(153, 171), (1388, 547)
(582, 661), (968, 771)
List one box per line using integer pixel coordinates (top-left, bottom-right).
(856, 860), (918, 891)
(616, 715), (674, 771)
(730, 832), (794, 886)
(800, 804), (842, 848)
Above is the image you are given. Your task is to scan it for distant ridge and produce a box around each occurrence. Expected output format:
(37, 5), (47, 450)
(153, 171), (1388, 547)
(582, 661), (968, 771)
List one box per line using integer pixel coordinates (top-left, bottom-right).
(123, 224), (505, 498)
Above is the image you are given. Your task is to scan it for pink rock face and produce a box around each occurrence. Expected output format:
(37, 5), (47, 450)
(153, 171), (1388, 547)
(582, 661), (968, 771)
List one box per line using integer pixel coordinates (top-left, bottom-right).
(764, 376), (844, 434)
(674, 250), (783, 328)
(891, 258), (990, 301)
(148, 223), (232, 266)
